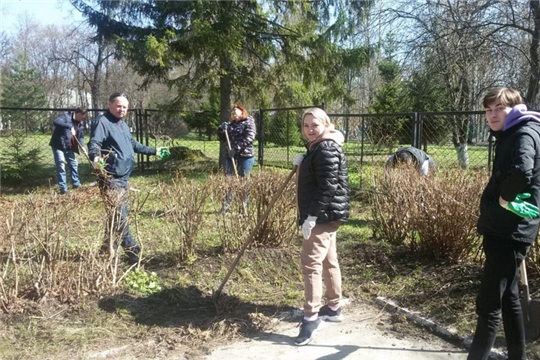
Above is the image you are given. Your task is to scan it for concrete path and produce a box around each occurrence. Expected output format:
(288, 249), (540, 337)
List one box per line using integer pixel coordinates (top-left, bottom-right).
(204, 300), (469, 360)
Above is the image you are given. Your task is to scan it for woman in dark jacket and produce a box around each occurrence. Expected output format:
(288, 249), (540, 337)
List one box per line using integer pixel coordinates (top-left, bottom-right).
(217, 103), (257, 213)
(469, 87), (540, 360)
(292, 107), (350, 346)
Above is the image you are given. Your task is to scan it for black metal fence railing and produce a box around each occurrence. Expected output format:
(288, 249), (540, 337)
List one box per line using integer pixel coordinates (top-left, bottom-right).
(0, 106), (492, 189)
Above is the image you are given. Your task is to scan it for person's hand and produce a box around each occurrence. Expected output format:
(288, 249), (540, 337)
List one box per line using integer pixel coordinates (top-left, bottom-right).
(71, 127), (76, 136)
(302, 216), (317, 240)
(228, 148), (236, 158)
(219, 122), (228, 130)
(157, 147), (171, 160)
(93, 156), (105, 169)
(501, 193), (540, 218)
(292, 154), (304, 167)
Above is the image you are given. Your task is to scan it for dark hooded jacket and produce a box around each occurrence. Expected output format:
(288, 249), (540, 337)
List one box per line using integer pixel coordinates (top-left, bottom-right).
(217, 116), (256, 158)
(386, 146), (435, 175)
(297, 128), (350, 225)
(49, 112), (85, 153)
(477, 104), (540, 244)
(88, 110), (156, 178)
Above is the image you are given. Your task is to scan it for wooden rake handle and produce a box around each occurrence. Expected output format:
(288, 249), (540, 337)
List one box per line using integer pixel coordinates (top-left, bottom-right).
(213, 166), (298, 301)
(224, 127), (239, 178)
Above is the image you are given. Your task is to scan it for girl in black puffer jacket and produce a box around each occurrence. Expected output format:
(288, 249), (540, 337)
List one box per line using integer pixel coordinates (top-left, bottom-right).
(292, 107), (350, 346)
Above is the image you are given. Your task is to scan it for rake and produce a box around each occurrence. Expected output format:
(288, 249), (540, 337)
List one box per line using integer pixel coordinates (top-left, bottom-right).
(213, 166), (297, 303)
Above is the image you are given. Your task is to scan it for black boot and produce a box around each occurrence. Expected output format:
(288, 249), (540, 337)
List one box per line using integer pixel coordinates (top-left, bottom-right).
(124, 246), (140, 265)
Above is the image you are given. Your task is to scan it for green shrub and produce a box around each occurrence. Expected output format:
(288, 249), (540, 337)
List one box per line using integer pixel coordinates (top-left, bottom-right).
(0, 131), (44, 183)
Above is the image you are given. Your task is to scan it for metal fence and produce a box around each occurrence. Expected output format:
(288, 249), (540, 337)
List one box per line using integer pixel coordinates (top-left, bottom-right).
(0, 106), (492, 189)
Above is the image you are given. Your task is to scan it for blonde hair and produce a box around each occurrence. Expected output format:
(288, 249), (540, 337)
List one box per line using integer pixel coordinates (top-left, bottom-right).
(301, 107), (333, 140)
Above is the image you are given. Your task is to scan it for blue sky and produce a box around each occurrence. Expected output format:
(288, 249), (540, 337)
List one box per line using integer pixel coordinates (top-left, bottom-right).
(1, 0), (83, 33)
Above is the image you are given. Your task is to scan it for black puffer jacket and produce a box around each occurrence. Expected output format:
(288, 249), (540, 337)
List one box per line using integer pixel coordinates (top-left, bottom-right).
(297, 130), (350, 225)
(477, 105), (540, 244)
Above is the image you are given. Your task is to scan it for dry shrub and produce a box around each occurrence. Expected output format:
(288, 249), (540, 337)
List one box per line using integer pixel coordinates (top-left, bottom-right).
(159, 172), (212, 261)
(370, 168), (486, 262)
(216, 170), (297, 253)
(0, 190), (118, 313)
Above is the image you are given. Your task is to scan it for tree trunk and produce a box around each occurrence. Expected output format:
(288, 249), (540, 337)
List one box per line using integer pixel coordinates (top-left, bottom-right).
(220, 57), (233, 123)
(526, 1), (540, 107)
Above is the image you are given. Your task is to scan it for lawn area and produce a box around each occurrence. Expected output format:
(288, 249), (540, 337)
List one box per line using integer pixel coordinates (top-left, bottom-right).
(3, 155), (537, 360)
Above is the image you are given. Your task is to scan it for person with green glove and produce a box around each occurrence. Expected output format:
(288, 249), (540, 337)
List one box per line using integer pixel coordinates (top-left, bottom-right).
(469, 87), (540, 360)
(88, 92), (169, 265)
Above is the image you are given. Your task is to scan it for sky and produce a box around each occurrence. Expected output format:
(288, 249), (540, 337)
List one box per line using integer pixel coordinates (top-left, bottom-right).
(0, 0), (83, 33)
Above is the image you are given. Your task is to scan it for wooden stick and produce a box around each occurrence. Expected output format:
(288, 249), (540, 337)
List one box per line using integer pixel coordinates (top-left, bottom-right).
(223, 126), (239, 177)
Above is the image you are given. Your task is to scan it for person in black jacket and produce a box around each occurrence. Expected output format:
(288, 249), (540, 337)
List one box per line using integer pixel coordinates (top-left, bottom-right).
(291, 107), (350, 346)
(49, 107), (88, 194)
(88, 93), (168, 264)
(468, 87), (540, 360)
(386, 146), (435, 176)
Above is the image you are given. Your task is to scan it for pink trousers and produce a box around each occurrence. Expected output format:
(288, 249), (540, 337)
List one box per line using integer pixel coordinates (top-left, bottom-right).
(300, 221), (342, 317)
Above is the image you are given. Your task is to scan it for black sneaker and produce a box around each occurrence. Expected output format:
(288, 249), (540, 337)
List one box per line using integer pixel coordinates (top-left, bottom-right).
(294, 318), (322, 346)
(124, 246), (140, 265)
(318, 305), (344, 322)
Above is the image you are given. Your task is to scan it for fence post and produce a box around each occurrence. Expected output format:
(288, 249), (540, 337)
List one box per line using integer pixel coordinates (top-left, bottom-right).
(135, 109), (144, 172)
(413, 112), (421, 148)
(258, 109), (264, 167)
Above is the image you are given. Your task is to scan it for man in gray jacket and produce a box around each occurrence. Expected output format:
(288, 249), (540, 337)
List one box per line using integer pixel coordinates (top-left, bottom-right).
(88, 93), (168, 264)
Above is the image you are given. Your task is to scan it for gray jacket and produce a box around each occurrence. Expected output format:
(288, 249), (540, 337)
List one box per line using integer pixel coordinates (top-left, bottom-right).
(88, 110), (156, 178)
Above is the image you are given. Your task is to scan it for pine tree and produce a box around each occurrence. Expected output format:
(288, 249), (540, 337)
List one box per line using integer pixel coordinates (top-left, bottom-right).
(1, 54), (48, 134)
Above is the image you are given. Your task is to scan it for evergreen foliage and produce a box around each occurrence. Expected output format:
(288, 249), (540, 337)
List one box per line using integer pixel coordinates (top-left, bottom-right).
(69, 0), (374, 118)
(0, 130), (45, 183)
(1, 54), (48, 133)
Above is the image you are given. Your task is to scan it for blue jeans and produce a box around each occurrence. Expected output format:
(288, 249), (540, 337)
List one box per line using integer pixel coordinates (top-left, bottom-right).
(223, 157), (255, 212)
(100, 177), (138, 250)
(224, 156), (255, 177)
(468, 237), (529, 360)
(52, 147), (80, 193)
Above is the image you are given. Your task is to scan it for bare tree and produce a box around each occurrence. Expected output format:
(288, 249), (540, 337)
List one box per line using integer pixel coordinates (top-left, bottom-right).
(385, 0), (527, 168)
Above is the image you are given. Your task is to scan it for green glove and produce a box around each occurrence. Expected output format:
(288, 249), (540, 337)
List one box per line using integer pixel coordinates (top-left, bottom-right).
(506, 193), (540, 218)
(157, 147), (171, 160)
(93, 157), (105, 169)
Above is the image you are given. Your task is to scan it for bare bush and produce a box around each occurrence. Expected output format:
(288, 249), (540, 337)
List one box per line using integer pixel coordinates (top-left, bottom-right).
(370, 168), (486, 262)
(216, 170), (297, 253)
(159, 172), (212, 261)
(0, 191), (119, 313)
(370, 168), (417, 246)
